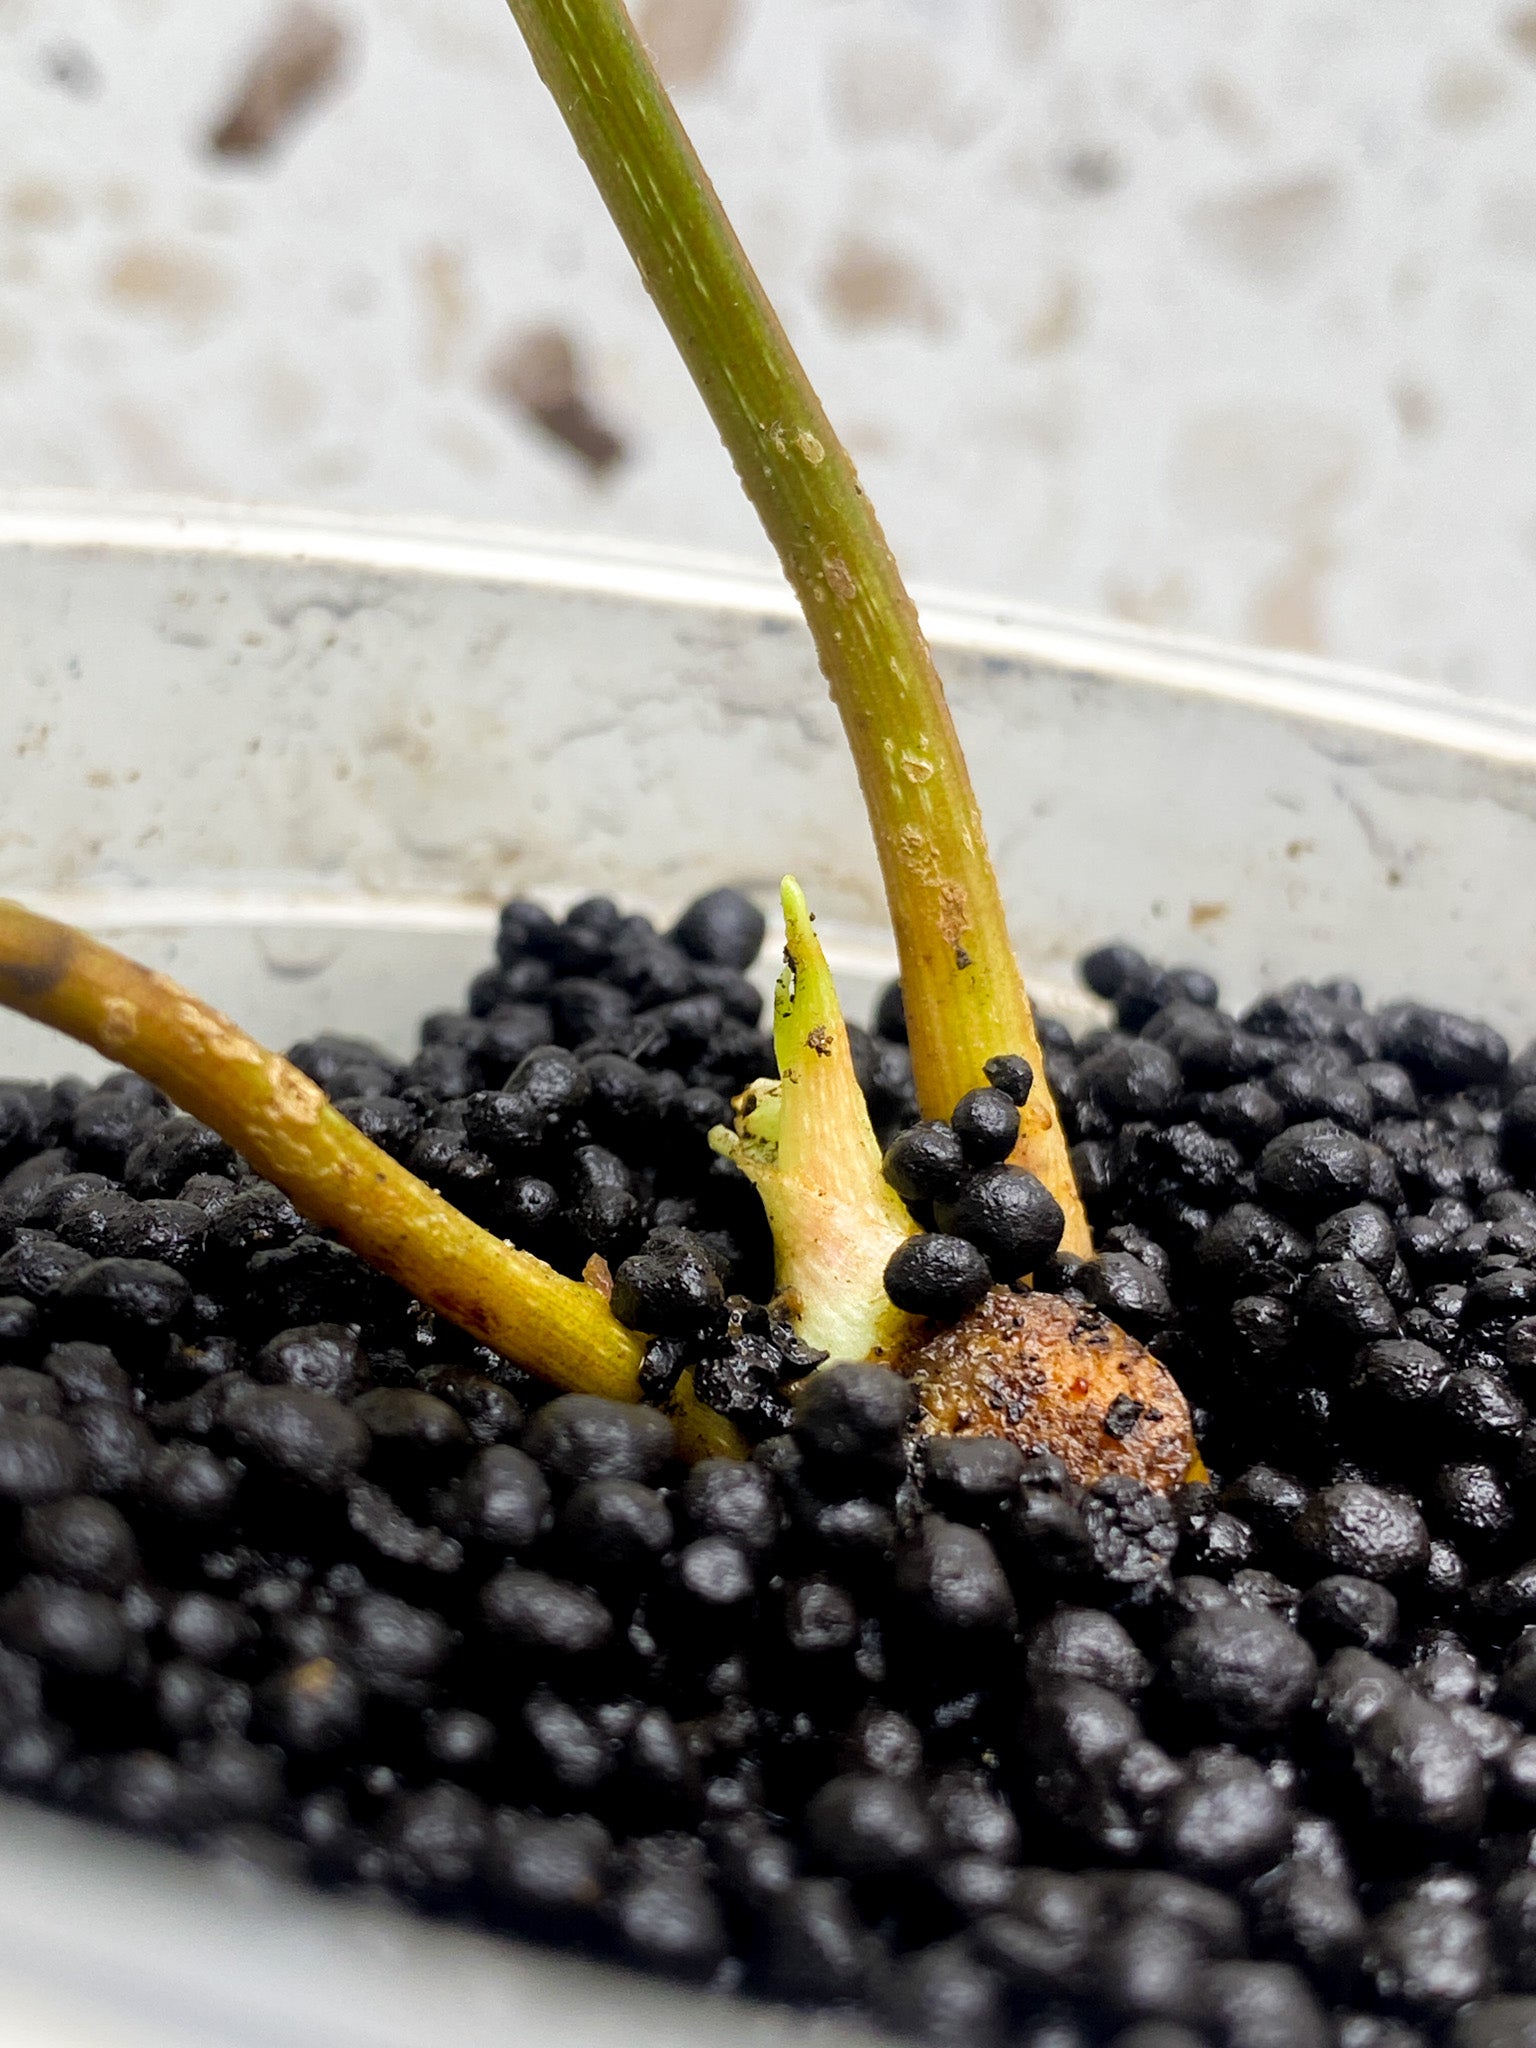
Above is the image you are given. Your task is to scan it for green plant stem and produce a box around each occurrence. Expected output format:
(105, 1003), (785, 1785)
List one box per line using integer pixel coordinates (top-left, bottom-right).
(0, 900), (740, 1461)
(501, 0), (1090, 1257)
(711, 878), (918, 1362)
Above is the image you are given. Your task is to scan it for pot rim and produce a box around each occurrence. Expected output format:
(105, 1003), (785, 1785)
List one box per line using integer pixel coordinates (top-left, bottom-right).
(3, 485), (1532, 768)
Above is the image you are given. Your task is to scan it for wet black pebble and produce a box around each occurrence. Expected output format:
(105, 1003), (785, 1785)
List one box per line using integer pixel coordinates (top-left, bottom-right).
(896, 1517), (1016, 1632)
(44, 1341), (130, 1407)
(611, 1229), (724, 1336)
(256, 1657), (364, 1752)
(1077, 1252), (1174, 1335)
(1079, 1041), (1182, 1122)
(806, 1772), (936, 1877)
(0, 1411), (81, 1502)
(353, 1389), (471, 1479)
(918, 1435), (1025, 1521)
(520, 1394), (676, 1484)
(450, 1445), (551, 1549)
(147, 1442), (238, 1522)
(884, 1233), (993, 1322)
(222, 1384), (370, 1492)
(884, 1122), (969, 1204)
(557, 1478), (672, 1575)
(0, 1576), (127, 1675)
(53, 1257), (190, 1344)
(1163, 1606), (1317, 1733)
(20, 1496), (138, 1591)
(1160, 1750), (1293, 1878)
(1364, 1885), (1495, 2018)
(793, 1361), (917, 1465)
(1256, 1122), (1377, 1217)
(1247, 1859), (1365, 1988)
(670, 888), (765, 970)
(1027, 1607), (1150, 1696)
(875, 1938), (1006, 2048)
(480, 1567), (612, 1657)
(482, 1808), (611, 1920)
(1293, 1485), (1430, 1582)
(70, 1401), (153, 1493)
(951, 1088), (1022, 1166)
(1299, 1575), (1399, 1653)
(253, 1324), (366, 1400)
(933, 1167), (1065, 1280)
(684, 1458), (780, 1551)
(757, 1878), (868, 2002)
(1200, 1962), (1329, 2048)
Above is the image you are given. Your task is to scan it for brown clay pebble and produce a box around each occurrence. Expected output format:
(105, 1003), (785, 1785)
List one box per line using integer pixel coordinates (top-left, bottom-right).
(903, 1287), (1194, 1492)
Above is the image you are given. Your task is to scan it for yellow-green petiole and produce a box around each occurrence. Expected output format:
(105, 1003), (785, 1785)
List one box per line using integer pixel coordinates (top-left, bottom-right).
(498, 0), (1090, 1257)
(0, 899), (741, 1462)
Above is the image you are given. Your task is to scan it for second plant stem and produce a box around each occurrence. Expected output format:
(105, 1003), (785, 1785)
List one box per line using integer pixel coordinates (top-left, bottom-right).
(0, 899), (741, 1461)
(502, 0), (1090, 1257)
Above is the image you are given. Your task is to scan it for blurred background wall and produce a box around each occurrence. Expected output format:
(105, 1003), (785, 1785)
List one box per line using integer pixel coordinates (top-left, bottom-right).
(2, 0), (1536, 701)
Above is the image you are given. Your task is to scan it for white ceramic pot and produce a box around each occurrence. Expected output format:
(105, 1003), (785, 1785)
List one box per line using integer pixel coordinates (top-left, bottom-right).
(2, 491), (1536, 2046)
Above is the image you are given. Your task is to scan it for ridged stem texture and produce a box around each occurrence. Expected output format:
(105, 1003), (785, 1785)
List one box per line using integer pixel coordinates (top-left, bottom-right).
(0, 900), (740, 1460)
(501, 0), (1090, 1256)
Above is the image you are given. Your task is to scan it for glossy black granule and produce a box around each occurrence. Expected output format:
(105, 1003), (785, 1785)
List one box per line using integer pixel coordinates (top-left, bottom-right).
(884, 1234), (994, 1322)
(9, 900), (1536, 2045)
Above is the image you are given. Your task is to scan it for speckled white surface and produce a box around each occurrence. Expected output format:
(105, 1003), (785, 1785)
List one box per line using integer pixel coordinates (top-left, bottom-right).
(2, 0), (1536, 700)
